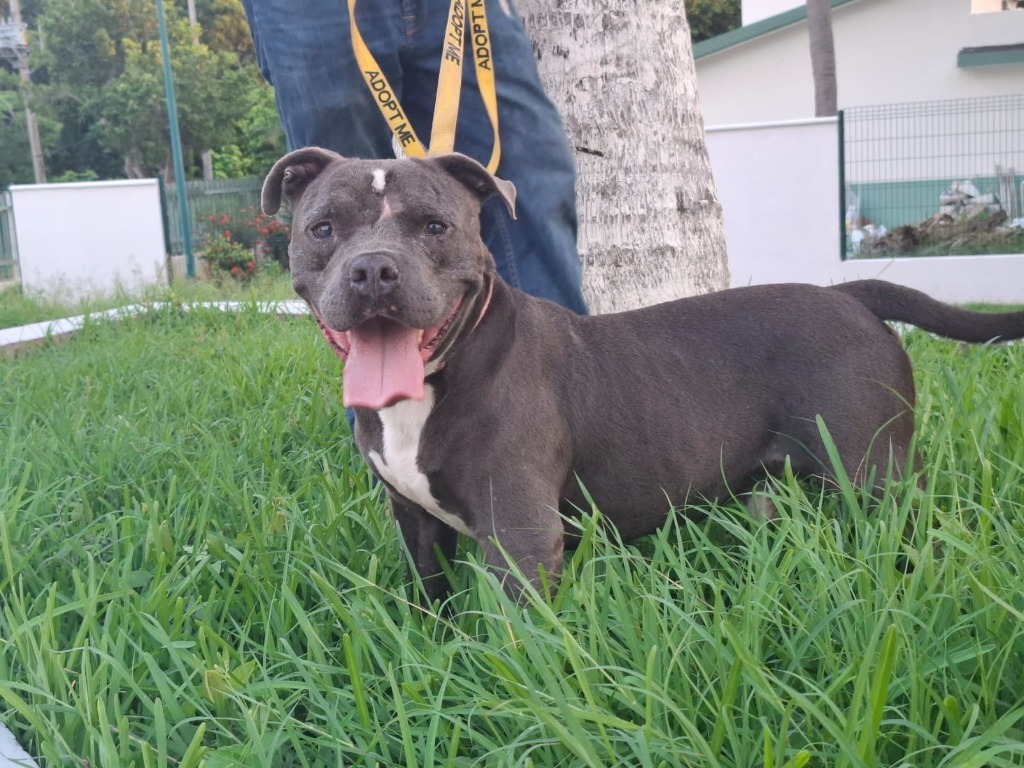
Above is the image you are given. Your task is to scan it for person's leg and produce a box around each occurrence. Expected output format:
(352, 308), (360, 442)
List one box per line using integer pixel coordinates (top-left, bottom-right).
(243, 0), (586, 313)
(402, 0), (587, 314)
(241, 0), (410, 158)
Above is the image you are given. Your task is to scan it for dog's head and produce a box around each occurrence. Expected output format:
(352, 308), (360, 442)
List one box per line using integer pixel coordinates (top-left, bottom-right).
(262, 148), (516, 409)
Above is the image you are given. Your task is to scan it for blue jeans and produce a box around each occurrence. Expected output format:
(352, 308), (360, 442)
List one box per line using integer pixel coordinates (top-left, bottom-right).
(242, 0), (587, 314)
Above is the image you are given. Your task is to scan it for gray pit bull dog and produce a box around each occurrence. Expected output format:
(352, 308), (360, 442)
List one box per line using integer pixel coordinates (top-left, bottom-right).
(263, 147), (1024, 602)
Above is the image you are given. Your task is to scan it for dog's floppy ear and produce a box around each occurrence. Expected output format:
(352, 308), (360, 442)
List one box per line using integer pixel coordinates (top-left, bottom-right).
(428, 153), (517, 219)
(261, 147), (342, 215)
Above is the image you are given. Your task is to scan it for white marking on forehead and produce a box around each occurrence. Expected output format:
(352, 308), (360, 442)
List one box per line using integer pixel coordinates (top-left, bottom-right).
(371, 168), (386, 194)
(368, 385), (472, 537)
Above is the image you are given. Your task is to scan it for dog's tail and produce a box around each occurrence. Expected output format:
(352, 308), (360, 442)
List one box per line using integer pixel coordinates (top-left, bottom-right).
(833, 279), (1024, 343)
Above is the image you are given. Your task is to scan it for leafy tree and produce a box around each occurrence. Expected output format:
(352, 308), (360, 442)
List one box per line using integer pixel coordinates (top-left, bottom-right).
(0, 70), (59, 188)
(28, 0), (274, 180)
(92, 18), (253, 179)
(0, 80), (34, 188)
(685, 0), (741, 43)
(191, 0), (256, 66)
(163, 25), (254, 171)
(42, 86), (126, 181)
(0, 0), (43, 25)
(32, 0), (141, 88)
(211, 82), (284, 179)
(31, 0), (161, 176)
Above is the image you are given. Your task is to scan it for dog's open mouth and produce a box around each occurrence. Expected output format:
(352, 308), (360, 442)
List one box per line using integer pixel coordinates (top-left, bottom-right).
(315, 298), (463, 410)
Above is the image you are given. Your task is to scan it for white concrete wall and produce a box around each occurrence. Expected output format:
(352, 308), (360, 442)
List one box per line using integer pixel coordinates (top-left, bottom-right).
(707, 118), (843, 285)
(706, 117), (1024, 304)
(11, 180), (168, 302)
(698, 0), (1024, 126)
(966, 6), (1024, 45)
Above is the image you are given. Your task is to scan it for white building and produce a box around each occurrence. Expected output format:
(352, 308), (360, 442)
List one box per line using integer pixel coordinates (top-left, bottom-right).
(692, 0), (1024, 303)
(695, 0), (1024, 126)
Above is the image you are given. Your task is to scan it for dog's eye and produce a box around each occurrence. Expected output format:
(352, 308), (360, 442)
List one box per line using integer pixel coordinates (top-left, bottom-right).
(311, 222), (333, 239)
(425, 221), (447, 236)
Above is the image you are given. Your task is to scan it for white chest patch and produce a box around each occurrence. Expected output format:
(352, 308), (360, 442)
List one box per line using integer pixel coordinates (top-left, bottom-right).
(367, 385), (471, 536)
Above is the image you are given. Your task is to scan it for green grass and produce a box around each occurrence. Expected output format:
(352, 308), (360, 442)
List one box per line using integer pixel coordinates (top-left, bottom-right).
(1, 307), (1023, 767)
(0, 285), (92, 330)
(0, 266), (295, 331)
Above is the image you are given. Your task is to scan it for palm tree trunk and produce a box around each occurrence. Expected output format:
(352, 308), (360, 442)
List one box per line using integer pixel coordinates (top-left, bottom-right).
(10, 0), (47, 183)
(807, 0), (837, 117)
(516, 0), (729, 313)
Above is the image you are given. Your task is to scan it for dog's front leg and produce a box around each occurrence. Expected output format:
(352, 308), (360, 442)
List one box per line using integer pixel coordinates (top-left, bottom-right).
(476, 499), (565, 603)
(390, 495), (459, 605)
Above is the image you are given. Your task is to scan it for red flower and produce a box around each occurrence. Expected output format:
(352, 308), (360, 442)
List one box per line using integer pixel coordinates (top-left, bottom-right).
(246, 261), (255, 271)
(231, 266), (241, 276)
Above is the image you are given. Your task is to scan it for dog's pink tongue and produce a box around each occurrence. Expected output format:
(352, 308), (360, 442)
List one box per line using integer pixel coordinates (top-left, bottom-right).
(343, 318), (425, 409)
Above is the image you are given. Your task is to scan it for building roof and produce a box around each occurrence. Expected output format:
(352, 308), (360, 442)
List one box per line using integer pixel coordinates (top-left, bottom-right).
(694, 0), (1024, 69)
(693, 0), (862, 60)
(957, 42), (1024, 67)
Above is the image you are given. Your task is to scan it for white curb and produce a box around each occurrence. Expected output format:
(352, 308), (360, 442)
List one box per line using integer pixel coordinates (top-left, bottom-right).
(0, 300), (310, 356)
(0, 722), (38, 768)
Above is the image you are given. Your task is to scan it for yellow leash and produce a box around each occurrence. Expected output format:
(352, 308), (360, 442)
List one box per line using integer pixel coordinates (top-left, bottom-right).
(347, 0), (501, 173)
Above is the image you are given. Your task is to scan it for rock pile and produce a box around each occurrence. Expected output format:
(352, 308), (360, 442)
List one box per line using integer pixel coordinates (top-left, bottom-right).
(851, 178), (1023, 257)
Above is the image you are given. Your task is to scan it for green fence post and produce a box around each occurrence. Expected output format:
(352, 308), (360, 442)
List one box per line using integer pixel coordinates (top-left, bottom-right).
(837, 108), (846, 262)
(155, 0), (195, 279)
(0, 190), (18, 281)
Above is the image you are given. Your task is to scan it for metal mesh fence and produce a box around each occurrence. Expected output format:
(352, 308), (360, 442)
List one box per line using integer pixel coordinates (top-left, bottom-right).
(162, 177), (263, 254)
(841, 94), (1024, 258)
(0, 190), (18, 282)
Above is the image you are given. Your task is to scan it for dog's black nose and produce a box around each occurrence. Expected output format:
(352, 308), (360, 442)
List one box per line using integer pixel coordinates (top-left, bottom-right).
(350, 253), (399, 297)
